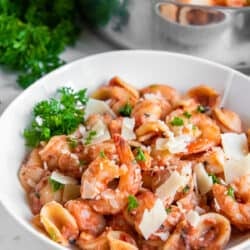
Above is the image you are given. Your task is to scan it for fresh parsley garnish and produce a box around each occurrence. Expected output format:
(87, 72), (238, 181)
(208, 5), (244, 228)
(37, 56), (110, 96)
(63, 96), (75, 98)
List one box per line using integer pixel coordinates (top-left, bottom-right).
(127, 195), (139, 212)
(170, 117), (184, 126)
(197, 105), (209, 113)
(85, 130), (97, 145)
(135, 147), (146, 162)
(183, 185), (190, 193)
(79, 159), (87, 166)
(99, 150), (106, 158)
(67, 137), (78, 149)
(227, 186), (235, 199)
(49, 177), (64, 192)
(23, 87), (88, 147)
(166, 207), (172, 214)
(209, 173), (220, 184)
(0, 1), (119, 88)
(119, 103), (132, 117)
(183, 111), (192, 118)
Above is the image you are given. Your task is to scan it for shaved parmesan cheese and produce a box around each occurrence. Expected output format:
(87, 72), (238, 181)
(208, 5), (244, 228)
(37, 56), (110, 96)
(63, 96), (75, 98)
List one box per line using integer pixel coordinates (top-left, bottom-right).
(155, 135), (192, 154)
(121, 117), (136, 140)
(153, 231), (169, 241)
(221, 133), (248, 160)
(194, 163), (213, 195)
(85, 119), (111, 144)
(186, 210), (200, 227)
(138, 199), (167, 240)
(224, 154), (250, 183)
(50, 171), (77, 185)
(156, 171), (188, 202)
(84, 98), (116, 119)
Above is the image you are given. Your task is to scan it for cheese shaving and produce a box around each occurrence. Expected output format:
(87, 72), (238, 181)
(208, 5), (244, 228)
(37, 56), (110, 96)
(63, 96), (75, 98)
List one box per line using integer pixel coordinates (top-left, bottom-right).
(194, 163), (213, 195)
(156, 171), (188, 202)
(221, 133), (248, 160)
(224, 154), (250, 183)
(138, 199), (167, 240)
(121, 117), (136, 140)
(50, 171), (77, 185)
(186, 210), (200, 227)
(84, 98), (116, 119)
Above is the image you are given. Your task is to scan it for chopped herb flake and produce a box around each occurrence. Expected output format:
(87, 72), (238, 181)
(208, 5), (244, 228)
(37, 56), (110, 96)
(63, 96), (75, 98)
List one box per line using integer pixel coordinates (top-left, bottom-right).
(183, 111), (192, 118)
(128, 195), (139, 212)
(197, 105), (209, 113)
(79, 159), (87, 166)
(99, 151), (106, 158)
(119, 103), (132, 117)
(135, 147), (146, 162)
(170, 117), (184, 126)
(227, 186), (235, 199)
(209, 173), (220, 184)
(183, 185), (190, 193)
(85, 130), (97, 145)
(166, 207), (172, 214)
(67, 137), (78, 149)
(49, 177), (64, 192)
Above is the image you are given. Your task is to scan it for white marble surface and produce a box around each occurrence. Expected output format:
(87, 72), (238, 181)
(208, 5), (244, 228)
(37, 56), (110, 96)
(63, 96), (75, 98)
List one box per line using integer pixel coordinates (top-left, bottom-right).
(0, 30), (114, 250)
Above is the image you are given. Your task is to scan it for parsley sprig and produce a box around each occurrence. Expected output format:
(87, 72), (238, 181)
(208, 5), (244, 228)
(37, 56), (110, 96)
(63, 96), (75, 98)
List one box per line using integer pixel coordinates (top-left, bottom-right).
(49, 177), (64, 192)
(127, 195), (139, 212)
(170, 117), (184, 126)
(227, 186), (235, 199)
(23, 87), (88, 147)
(119, 103), (132, 117)
(85, 130), (97, 145)
(135, 147), (146, 162)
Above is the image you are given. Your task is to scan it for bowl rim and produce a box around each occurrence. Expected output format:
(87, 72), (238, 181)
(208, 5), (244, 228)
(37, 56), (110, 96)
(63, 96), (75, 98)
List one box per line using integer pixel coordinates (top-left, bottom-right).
(0, 50), (249, 249)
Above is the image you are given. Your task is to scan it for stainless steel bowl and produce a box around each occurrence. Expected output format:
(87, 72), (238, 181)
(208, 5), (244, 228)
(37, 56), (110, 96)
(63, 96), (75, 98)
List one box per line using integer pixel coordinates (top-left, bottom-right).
(100, 0), (250, 73)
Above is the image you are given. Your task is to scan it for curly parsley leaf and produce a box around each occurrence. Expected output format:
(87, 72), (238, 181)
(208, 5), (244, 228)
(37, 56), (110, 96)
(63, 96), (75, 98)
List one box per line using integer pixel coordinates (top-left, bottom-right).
(23, 87), (88, 147)
(85, 130), (97, 145)
(170, 117), (184, 126)
(119, 102), (132, 117)
(49, 177), (64, 192)
(135, 147), (146, 162)
(227, 186), (235, 199)
(127, 195), (139, 212)
(208, 173), (220, 184)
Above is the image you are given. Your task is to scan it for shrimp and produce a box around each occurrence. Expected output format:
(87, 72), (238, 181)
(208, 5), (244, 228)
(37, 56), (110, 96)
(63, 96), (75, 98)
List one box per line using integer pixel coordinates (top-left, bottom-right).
(140, 84), (180, 107)
(163, 213), (230, 250)
(81, 134), (141, 214)
(131, 99), (163, 127)
(213, 174), (250, 230)
(212, 107), (242, 133)
(39, 135), (82, 178)
(65, 200), (106, 236)
(79, 140), (117, 162)
(19, 148), (46, 192)
(187, 85), (221, 109)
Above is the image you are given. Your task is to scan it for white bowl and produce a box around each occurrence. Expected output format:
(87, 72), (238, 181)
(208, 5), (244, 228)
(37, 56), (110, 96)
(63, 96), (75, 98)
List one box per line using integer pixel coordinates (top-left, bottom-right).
(0, 50), (250, 250)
